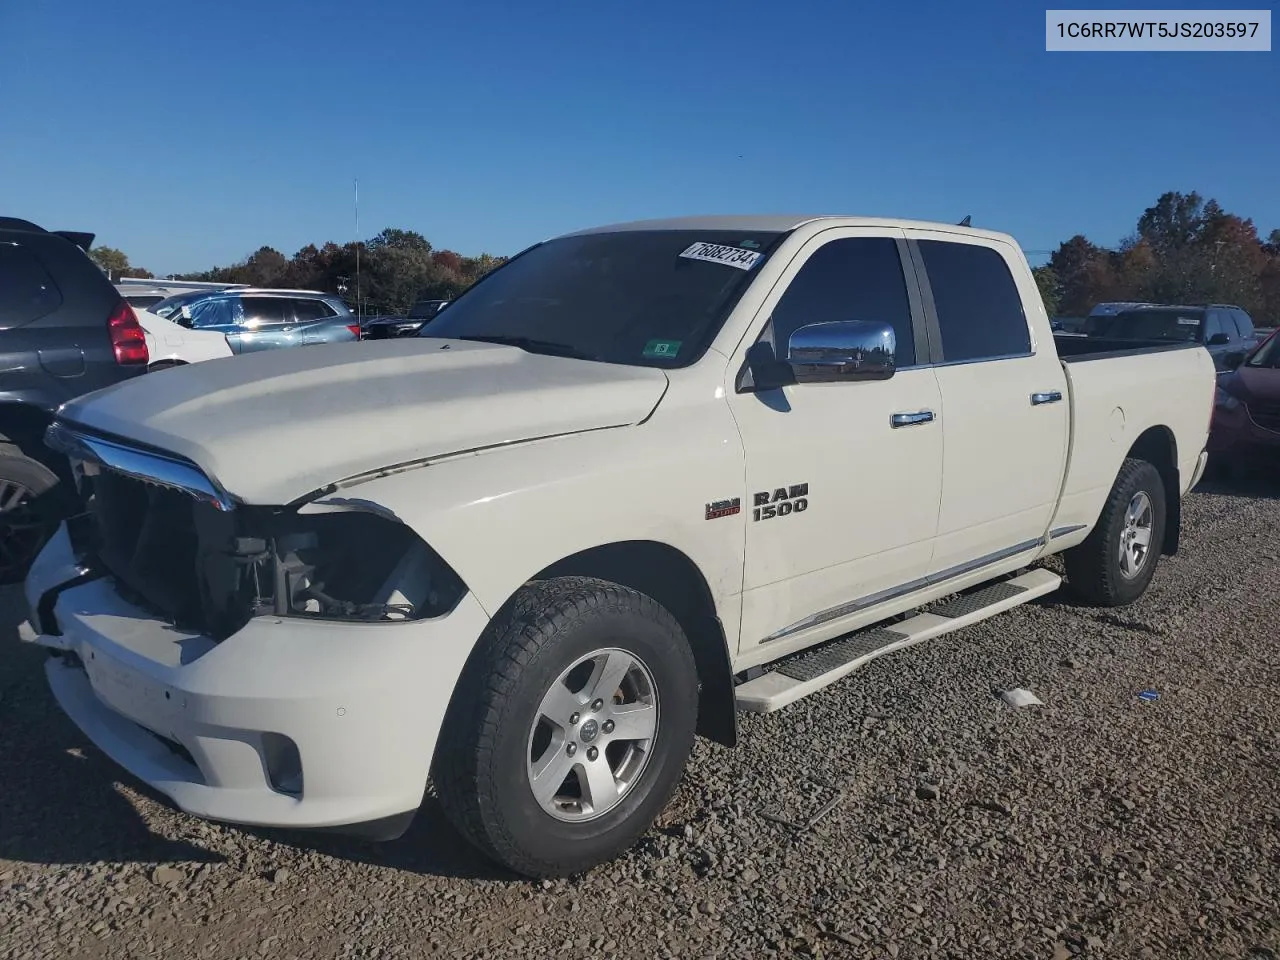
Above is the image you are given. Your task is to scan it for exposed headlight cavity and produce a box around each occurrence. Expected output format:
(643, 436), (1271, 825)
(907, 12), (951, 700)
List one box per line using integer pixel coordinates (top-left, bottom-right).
(269, 512), (466, 623)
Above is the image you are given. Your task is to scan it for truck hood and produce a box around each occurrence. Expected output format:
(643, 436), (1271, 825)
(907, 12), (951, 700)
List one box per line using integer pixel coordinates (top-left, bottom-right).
(56, 338), (669, 505)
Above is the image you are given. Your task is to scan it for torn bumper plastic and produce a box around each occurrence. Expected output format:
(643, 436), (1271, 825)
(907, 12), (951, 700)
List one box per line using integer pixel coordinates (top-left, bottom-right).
(21, 523), (490, 836)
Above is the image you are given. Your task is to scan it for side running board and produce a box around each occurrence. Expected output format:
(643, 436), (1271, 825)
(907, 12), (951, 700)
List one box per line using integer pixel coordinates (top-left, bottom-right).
(734, 569), (1062, 714)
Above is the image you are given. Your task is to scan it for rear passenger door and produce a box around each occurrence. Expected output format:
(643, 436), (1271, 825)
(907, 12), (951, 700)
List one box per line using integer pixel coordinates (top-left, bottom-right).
(293, 298), (338, 344)
(235, 297), (302, 353)
(904, 230), (1070, 579)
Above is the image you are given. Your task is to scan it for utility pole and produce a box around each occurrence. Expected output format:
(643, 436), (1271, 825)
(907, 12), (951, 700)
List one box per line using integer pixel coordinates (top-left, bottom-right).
(354, 178), (361, 320)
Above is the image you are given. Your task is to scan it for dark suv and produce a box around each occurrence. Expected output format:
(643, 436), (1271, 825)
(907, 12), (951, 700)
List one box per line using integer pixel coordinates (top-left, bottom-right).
(1083, 303), (1259, 371)
(0, 216), (149, 581)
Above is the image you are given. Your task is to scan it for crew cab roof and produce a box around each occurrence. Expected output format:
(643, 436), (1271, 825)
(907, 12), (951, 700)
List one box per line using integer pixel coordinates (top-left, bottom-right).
(563, 214), (1017, 244)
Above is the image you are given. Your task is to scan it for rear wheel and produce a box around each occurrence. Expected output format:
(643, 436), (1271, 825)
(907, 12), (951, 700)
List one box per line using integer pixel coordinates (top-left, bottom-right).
(434, 577), (699, 878)
(0, 443), (61, 585)
(1064, 457), (1167, 607)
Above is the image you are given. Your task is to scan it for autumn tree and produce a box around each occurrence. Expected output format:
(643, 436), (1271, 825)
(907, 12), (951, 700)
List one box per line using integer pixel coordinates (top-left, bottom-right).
(1031, 266), (1060, 317)
(88, 245), (153, 280)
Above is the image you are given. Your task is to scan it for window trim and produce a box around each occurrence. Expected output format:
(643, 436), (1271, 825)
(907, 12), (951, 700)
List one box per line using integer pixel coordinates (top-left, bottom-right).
(905, 236), (1035, 367)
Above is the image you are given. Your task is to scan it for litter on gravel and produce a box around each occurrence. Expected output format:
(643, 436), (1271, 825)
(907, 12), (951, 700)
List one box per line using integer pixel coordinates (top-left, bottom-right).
(997, 687), (1044, 708)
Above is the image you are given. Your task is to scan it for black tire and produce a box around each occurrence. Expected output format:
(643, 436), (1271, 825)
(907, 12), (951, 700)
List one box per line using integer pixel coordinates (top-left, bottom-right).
(0, 442), (62, 585)
(434, 576), (699, 878)
(1064, 457), (1167, 607)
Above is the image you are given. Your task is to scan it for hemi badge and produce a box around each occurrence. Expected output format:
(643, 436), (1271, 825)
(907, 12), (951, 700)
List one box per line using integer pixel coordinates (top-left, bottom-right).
(705, 497), (741, 520)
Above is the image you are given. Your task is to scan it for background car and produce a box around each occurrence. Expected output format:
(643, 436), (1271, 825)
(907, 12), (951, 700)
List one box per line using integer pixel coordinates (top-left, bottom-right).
(1209, 328), (1280, 474)
(153, 288), (360, 353)
(0, 215), (148, 582)
(363, 298), (451, 340)
(118, 288), (170, 311)
(135, 307), (234, 369)
(1082, 303), (1259, 370)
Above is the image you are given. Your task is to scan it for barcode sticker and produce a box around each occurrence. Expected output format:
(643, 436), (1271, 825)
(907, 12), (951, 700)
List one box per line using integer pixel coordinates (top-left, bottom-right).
(679, 242), (763, 271)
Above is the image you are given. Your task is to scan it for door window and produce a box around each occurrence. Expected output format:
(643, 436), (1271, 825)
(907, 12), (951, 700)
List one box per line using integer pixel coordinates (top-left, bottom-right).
(185, 298), (237, 329)
(0, 244), (62, 325)
(767, 237), (916, 367)
(240, 297), (290, 328)
(917, 240), (1031, 362)
(1230, 309), (1255, 340)
(291, 299), (334, 323)
(1203, 311), (1227, 343)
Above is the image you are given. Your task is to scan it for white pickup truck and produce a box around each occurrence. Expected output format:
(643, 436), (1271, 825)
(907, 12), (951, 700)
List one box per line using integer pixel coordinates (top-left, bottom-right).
(20, 215), (1216, 879)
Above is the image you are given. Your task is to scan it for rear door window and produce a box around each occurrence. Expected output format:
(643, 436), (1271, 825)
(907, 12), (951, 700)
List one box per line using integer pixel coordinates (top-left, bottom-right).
(291, 299), (334, 323)
(240, 297), (290, 328)
(0, 243), (63, 326)
(917, 240), (1031, 363)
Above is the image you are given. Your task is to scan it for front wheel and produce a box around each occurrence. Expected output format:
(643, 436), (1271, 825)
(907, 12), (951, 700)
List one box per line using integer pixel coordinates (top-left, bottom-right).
(434, 577), (699, 878)
(0, 443), (62, 585)
(1064, 457), (1167, 607)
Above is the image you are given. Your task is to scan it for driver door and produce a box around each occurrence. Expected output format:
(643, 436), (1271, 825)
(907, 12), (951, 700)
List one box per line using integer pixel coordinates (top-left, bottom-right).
(725, 228), (944, 650)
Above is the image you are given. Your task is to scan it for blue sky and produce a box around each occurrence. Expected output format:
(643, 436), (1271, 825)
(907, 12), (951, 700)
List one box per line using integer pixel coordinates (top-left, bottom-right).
(1, 0), (1275, 275)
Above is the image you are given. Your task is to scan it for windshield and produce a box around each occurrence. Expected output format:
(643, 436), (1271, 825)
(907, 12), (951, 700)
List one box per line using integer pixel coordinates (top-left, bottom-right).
(419, 229), (784, 367)
(1246, 331), (1280, 368)
(151, 292), (206, 319)
(1085, 308), (1203, 342)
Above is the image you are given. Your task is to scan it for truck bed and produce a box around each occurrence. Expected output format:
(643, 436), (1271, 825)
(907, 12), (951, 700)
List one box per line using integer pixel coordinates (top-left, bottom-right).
(1052, 333), (1202, 363)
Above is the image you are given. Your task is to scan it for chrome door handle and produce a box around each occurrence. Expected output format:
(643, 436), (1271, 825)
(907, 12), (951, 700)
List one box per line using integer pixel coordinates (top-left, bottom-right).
(1031, 390), (1063, 406)
(890, 410), (935, 428)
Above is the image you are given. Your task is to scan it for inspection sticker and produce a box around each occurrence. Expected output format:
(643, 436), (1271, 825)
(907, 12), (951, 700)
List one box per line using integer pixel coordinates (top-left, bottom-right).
(679, 241), (763, 271)
(643, 339), (683, 359)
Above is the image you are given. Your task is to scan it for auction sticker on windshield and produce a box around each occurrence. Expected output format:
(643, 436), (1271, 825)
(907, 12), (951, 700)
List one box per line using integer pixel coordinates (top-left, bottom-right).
(679, 242), (763, 271)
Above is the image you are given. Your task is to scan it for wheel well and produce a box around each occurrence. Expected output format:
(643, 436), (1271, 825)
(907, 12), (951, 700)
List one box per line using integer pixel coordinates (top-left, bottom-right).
(1127, 426), (1180, 555)
(536, 541), (738, 747)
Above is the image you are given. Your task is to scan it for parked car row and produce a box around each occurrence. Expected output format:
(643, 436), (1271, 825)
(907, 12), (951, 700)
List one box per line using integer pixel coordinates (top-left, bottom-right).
(1079, 302), (1260, 371)
(360, 298), (451, 339)
(1, 217), (148, 582)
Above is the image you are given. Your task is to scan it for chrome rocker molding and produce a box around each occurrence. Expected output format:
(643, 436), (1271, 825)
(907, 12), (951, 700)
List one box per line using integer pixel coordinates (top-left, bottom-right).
(762, 527), (1083, 644)
(44, 421), (237, 513)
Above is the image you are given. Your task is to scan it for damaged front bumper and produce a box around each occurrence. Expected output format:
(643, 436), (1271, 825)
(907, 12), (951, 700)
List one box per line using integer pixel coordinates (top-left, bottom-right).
(21, 523), (490, 838)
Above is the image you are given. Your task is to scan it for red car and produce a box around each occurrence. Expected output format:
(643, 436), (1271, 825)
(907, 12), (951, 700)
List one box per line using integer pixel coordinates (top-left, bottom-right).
(1209, 327), (1280, 473)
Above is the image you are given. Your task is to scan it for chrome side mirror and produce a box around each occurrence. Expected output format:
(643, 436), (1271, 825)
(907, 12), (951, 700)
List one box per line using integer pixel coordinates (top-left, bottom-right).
(787, 320), (897, 383)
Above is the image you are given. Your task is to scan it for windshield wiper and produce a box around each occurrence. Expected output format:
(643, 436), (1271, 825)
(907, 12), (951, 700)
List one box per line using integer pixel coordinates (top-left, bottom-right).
(456, 334), (602, 362)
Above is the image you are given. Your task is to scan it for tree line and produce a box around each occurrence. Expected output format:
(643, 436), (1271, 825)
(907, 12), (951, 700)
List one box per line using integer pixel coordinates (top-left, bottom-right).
(92, 228), (507, 316)
(93, 190), (1280, 324)
(1034, 191), (1280, 324)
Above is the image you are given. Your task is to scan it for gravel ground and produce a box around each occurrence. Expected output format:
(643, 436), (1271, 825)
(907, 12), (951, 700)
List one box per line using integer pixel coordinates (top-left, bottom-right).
(2, 478), (1278, 960)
